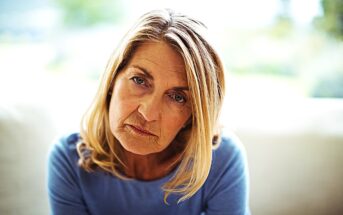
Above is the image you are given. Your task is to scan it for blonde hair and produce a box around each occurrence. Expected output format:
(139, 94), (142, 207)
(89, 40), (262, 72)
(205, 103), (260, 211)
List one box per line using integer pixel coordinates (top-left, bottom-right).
(78, 8), (226, 203)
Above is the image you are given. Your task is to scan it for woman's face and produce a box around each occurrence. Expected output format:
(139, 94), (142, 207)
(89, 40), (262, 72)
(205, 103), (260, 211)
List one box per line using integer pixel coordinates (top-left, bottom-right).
(109, 41), (192, 155)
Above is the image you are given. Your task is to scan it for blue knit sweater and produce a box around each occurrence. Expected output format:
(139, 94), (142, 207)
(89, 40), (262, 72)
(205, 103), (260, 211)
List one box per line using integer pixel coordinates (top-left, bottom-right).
(47, 133), (250, 215)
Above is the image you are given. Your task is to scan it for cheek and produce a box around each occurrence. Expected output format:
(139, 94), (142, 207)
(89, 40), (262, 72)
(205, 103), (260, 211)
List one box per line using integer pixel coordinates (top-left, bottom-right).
(109, 82), (139, 128)
(162, 109), (191, 137)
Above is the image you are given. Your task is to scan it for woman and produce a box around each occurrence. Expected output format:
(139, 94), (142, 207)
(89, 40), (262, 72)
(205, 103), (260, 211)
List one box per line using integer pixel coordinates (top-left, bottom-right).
(47, 9), (250, 215)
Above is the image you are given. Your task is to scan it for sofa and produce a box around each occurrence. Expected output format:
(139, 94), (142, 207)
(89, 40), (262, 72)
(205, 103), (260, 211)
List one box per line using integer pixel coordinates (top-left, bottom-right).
(1, 95), (343, 215)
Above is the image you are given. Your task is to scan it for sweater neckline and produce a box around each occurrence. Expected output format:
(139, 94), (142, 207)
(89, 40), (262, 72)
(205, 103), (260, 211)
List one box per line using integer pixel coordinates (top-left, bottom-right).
(113, 165), (179, 186)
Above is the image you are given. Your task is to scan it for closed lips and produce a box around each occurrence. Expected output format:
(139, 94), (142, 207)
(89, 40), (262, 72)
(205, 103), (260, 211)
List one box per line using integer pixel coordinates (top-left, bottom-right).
(127, 124), (156, 136)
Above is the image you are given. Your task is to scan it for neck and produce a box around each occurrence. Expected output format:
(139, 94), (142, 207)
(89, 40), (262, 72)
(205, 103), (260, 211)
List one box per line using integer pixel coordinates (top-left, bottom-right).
(121, 141), (184, 181)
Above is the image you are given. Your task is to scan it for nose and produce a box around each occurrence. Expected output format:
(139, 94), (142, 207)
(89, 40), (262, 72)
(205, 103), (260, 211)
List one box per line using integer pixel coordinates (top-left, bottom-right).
(137, 94), (162, 122)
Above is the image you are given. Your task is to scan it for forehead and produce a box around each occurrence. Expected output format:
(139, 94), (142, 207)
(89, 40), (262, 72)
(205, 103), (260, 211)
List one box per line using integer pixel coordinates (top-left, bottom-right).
(128, 41), (187, 82)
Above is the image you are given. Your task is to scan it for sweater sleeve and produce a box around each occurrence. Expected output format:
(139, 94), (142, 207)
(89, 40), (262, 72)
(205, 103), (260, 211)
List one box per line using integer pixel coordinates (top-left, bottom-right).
(47, 134), (90, 215)
(203, 135), (251, 215)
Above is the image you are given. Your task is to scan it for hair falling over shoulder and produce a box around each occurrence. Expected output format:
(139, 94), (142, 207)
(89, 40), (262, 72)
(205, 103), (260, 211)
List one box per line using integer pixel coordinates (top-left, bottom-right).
(78, 8), (226, 203)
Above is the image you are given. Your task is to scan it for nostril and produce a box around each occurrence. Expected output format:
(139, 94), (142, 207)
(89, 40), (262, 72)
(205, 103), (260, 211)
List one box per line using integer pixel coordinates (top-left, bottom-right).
(138, 102), (161, 122)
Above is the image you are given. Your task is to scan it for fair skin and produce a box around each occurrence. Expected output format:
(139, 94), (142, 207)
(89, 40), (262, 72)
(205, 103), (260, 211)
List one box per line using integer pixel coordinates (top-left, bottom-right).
(109, 41), (192, 180)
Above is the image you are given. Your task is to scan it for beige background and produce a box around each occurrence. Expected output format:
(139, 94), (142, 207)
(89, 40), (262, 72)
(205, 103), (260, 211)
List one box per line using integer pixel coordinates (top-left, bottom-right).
(1, 94), (343, 215)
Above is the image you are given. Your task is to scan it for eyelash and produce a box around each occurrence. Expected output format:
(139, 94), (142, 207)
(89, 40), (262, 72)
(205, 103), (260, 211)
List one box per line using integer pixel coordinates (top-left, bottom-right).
(130, 76), (187, 104)
(168, 92), (187, 104)
(131, 76), (147, 87)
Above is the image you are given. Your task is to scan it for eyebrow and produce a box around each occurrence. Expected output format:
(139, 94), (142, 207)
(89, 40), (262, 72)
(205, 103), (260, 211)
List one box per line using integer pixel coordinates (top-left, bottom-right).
(172, 86), (189, 91)
(131, 65), (189, 91)
(131, 65), (154, 80)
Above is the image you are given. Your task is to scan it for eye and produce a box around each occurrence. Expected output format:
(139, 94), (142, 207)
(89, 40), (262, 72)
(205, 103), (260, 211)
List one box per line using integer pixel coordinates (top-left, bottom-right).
(169, 92), (187, 104)
(131, 76), (146, 86)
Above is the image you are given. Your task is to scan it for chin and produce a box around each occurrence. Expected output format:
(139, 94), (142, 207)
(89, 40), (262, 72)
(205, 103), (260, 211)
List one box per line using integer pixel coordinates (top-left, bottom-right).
(122, 143), (163, 156)
(117, 135), (161, 154)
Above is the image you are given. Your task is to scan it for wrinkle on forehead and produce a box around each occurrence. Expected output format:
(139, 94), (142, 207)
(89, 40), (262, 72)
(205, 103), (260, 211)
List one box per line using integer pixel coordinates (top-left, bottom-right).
(139, 58), (185, 75)
(128, 41), (188, 84)
(132, 58), (187, 83)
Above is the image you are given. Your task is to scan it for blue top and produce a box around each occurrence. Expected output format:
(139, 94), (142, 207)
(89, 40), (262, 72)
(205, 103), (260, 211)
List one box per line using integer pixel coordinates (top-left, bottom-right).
(47, 133), (250, 215)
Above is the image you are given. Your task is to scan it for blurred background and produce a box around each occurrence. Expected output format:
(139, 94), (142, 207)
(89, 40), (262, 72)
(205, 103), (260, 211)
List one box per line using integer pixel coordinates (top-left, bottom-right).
(0, 0), (342, 214)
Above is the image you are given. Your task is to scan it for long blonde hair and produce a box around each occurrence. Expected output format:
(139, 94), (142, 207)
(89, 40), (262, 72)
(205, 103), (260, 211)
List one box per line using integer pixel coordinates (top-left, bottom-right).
(78, 8), (225, 203)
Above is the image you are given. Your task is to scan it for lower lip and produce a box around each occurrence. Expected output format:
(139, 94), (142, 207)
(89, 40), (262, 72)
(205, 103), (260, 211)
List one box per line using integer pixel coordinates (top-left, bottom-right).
(126, 125), (155, 137)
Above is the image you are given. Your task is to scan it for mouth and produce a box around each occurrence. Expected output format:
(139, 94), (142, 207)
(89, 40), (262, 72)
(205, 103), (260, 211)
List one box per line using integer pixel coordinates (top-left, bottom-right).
(126, 124), (157, 137)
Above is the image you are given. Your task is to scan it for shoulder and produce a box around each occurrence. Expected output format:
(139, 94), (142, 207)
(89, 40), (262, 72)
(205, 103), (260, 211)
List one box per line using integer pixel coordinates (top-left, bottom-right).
(49, 132), (80, 155)
(47, 132), (81, 172)
(202, 132), (251, 214)
(212, 131), (247, 169)
(201, 132), (250, 211)
(205, 131), (249, 190)
(47, 133), (93, 214)
(47, 132), (84, 192)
